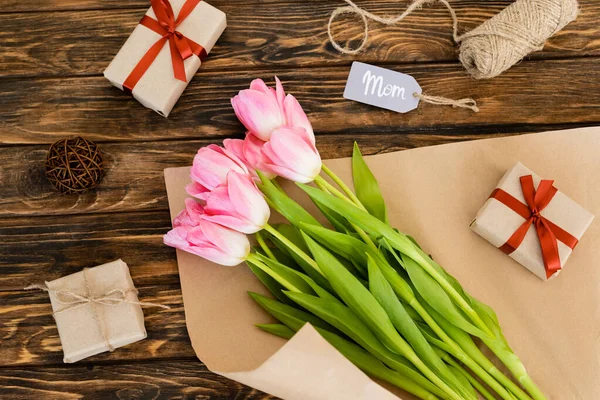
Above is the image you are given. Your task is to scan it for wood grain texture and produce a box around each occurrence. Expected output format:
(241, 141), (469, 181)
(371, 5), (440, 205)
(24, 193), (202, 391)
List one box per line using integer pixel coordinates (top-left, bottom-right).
(1, 59), (600, 146)
(0, 132), (526, 218)
(0, 286), (190, 366)
(1, 1), (599, 78)
(0, 361), (277, 400)
(0, 211), (177, 291)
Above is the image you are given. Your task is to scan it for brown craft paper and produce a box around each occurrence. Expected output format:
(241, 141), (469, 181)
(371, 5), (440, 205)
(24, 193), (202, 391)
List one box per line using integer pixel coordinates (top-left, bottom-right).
(165, 126), (600, 399)
(104, 0), (226, 117)
(471, 162), (594, 281)
(46, 259), (147, 363)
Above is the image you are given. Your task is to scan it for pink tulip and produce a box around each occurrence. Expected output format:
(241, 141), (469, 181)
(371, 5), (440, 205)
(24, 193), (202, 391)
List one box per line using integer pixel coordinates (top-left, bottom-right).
(223, 135), (276, 179)
(164, 199), (250, 266)
(186, 144), (249, 200)
(231, 77), (314, 141)
(203, 171), (270, 234)
(259, 127), (322, 183)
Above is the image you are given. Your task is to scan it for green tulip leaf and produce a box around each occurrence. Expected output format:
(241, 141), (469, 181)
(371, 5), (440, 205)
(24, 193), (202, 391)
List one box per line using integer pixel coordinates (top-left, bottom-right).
(249, 291), (338, 334)
(403, 255), (488, 339)
(368, 255), (473, 400)
(246, 260), (292, 305)
(301, 233), (412, 357)
(283, 290), (447, 398)
(250, 254), (316, 295)
(256, 323), (295, 339)
(352, 143), (388, 223)
(257, 171), (320, 227)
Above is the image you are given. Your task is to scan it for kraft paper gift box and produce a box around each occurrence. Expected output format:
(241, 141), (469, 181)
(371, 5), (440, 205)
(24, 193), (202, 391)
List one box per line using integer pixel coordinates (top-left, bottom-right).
(45, 259), (147, 363)
(104, 0), (226, 117)
(471, 162), (594, 281)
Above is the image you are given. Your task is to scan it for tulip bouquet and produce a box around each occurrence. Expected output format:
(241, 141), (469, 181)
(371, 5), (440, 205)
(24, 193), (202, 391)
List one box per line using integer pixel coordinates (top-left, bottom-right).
(164, 78), (546, 400)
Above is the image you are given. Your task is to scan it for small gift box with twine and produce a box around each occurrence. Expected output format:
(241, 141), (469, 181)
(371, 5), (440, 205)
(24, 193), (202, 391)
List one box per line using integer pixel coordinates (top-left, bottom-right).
(104, 0), (226, 117)
(471, 163), (594, 281)
(27, 259), (168, 363)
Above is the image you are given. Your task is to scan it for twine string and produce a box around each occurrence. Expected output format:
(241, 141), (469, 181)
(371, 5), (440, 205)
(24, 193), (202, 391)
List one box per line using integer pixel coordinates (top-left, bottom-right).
(414, 92), (479, 112)
(328, 0), (579, 110)
(25, 270), (169, 352)
(328, 0), (477, 111)
(328, 0), (578, 79)
(327, 0), (459, 55)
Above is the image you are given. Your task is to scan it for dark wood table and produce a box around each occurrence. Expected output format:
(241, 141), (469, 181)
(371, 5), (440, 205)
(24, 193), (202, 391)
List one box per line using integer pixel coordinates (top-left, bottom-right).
(1, 0), (599, 398)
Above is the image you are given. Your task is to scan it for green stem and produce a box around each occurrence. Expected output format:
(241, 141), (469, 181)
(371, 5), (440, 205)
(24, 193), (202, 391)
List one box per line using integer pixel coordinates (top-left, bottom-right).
(443, 355), (496, 400)
(246, 253), (302, 293)
(408, 301), (527, 400)
(314, 175), (378, 251)
(263, 223), (323, 276)
(255, 231), (277, 261)
(314, 175), (355, 207)
(410, 252), (545, 400)
(321, 164), (367, 211)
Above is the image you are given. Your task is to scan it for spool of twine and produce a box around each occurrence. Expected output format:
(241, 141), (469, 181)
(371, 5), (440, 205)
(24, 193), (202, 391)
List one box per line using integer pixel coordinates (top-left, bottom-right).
(328, 0), (579, 80)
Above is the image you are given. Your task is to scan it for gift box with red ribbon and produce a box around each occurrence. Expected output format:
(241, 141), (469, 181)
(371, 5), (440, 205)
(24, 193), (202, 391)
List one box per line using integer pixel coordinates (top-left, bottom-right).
(104, 0), (226, 117)
(471, 162), (594, 281)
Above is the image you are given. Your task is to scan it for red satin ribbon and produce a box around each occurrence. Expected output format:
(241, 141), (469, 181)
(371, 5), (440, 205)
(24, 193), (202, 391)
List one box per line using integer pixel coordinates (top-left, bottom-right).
(489, 175), (579, 278)
(123, 0), (208, 93)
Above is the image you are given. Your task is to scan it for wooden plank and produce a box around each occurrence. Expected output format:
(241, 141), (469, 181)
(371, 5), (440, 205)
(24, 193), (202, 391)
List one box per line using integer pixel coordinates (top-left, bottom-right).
(1, 1), (599, 78)
(0, 286), (193, 366)
(0, 0), (294, 12)
(1, 59), (600, 146)
(0, 360), (277, 399)
(0, 132), (522, 218)
(0, 211), (177, 291)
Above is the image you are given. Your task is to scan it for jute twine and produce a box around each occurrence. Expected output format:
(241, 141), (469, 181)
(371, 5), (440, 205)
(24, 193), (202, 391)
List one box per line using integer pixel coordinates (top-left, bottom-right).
(26, 269), (169, 353)
(328, 0), (579, 111)
(328, 0), (579, 79)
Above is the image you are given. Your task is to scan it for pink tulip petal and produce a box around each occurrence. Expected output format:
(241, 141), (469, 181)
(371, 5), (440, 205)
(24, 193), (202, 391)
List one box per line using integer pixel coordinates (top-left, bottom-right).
(163, 227), (192, 249)
(283, 94), (315, 144)
(201, 214), (259, 234)
(186, 182), (210, 200)
(227, 171), (270, 228)
(268, 128), (317, 170)
(186, 244), (245, 266)
(258, 162), (312, 183)
(204, 186), (239, 216)
(232, 90), (284, 141)
(274, 76), (286, 110)
(259, 127), (322, 183)
(223, 138), (247, 165)
(242, 133), (265, 167)
(250, 78), (277, 101)
(173, 210), (194, 228)
(198, 220), (250, 259)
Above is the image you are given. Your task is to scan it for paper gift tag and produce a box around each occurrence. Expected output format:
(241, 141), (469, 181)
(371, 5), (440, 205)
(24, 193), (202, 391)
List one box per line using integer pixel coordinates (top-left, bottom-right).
(343, 62), (421, 113)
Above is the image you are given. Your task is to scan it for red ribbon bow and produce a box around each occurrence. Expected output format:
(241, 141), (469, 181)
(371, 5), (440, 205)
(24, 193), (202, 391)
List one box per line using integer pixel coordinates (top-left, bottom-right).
(489, 175), (579, 278)
(123, 0), (207, 93)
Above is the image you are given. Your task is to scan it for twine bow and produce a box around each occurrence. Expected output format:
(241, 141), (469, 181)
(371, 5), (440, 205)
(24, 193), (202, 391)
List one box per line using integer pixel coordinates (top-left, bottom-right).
(123, 0), (207, 92)
(26, 268), (169, 353)
(489, 175), (579, 278)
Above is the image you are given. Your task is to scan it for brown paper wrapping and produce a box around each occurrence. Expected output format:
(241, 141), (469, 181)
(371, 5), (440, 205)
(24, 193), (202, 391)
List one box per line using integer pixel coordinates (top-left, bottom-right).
(471, 162), (594, 280)
(104, 0), (226, 117)
(46, 259), (147, 363)
(165, 126), (600, 399)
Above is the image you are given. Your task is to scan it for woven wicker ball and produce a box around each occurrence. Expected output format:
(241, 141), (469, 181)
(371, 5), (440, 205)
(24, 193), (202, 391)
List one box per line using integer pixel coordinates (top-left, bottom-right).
(45, 137), (104, 194)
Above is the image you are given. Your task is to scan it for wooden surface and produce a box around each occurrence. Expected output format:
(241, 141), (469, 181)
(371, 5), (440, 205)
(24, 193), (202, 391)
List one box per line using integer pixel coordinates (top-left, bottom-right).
(0, 0), (598, 398)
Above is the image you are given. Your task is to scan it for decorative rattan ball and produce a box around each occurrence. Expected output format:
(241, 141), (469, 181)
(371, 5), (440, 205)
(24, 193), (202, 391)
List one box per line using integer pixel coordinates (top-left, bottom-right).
(45, 137), (104, 194)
